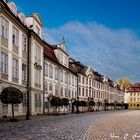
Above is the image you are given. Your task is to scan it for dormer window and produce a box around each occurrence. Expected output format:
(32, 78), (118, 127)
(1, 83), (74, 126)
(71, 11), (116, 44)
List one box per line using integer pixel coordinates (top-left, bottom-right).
(7, 2), (17, 16)
(18, 13), (25, 23)
(35, 25), (40, 35)
(60, 53), (63, 64)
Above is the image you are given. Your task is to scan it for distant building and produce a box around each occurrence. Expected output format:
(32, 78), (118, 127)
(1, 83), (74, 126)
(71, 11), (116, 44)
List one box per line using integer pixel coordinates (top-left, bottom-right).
(127, 83), (140, 109)
(69, 59), (124, 111)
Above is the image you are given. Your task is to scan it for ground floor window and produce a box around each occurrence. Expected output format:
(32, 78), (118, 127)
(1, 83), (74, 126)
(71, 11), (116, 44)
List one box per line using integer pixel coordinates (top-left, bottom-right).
(35, 94), (41, 107)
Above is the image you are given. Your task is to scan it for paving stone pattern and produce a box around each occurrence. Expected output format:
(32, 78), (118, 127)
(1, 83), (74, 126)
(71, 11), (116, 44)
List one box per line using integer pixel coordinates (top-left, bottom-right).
(0, 110), (137, 140)
(89, 110), (140, 140)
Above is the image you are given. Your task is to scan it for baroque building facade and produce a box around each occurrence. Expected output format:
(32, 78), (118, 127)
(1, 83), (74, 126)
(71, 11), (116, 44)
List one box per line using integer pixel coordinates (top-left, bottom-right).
(44, 40), (77, 113)
(0, 0), (44, 118)
(0, 0), (125, 118)
(69, 59), (124, 111)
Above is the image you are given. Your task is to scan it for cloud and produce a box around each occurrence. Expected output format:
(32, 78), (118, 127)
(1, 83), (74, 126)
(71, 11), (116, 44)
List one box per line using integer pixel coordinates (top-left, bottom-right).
(43, 21), (140, 83)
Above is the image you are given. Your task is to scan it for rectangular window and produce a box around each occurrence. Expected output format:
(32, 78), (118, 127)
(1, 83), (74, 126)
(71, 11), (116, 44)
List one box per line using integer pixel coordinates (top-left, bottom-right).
(55, 67), (58, 80)
(82, 88), (84, 96)
(55, 85), (58, 95)
(34, 43), (41, 65)
(22, 35), (27, 52)
(86, 89), (88, 97)
(1, 16), (9, 39)
(60, 70), (63, 82)
(12, 58), (18, 78)
(35, 94), (41, 107)
(49, 65), (53, 78)
(45, 63), (48, 76)
(65, 88), (67, 97)
(86, 78), (88, 85)
(35, 69), (41, 85)
(12, 26), (19, 46)
(69, 75), (71, 85)
(64, 56), (67, 66)
(72, 76), (74, 86)
(22, 63), (27, 81)
(65, 72), (68, 83)
(44, 82), (48, 94)
(0, 52), (8, 75)
(68, 90), (71, 98)
(78, 76), (81, 83)
(60, 53), (63, 64)
(61, 87), (63, 97)
(82, 77), (84, 84)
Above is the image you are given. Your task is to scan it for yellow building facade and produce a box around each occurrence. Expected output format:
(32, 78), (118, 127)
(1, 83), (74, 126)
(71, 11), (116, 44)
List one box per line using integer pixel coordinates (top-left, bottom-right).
(127, 83), (140, 109)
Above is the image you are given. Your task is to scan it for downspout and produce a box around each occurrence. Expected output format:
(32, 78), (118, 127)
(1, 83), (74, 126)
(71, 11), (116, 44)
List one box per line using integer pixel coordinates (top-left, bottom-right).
(43, 55), (45, 115)
(26, 31), (31, 120)
(76, 73), (79, 113)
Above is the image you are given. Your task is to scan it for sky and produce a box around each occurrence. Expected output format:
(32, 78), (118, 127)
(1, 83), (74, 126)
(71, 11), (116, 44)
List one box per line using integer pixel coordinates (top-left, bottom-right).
(11, 0), (140, 83)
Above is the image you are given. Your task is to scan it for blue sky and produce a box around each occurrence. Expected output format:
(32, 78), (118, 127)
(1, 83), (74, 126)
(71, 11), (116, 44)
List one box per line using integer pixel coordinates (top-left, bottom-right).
(11, 0), (140, 83)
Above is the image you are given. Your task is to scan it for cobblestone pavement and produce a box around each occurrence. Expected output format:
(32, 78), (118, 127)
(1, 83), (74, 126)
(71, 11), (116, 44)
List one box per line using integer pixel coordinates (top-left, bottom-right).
(0, 110), (136, 140)
(89, 110), (140, 140)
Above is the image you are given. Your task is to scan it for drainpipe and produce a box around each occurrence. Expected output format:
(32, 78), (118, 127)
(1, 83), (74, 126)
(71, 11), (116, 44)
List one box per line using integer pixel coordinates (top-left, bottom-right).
(26, 31), (31, 120)
(76, 74), (79, 113)
(43, 57), (45, 115)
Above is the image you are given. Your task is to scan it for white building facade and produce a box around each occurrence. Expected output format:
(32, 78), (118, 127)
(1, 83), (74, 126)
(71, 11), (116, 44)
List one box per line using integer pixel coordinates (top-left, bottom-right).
(69, 59), (124, 111)
(44, 40), (77, 113)
(0, 0), (125, 118)
(0, 0), (44, 118)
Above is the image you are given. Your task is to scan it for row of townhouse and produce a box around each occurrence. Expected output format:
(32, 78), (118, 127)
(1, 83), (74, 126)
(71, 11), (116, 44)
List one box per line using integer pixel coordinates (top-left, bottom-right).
(0, 0), (124, 118)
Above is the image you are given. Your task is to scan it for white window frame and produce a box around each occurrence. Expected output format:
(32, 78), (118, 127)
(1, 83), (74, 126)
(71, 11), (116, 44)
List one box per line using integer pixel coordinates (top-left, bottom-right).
(12, 26), (19, 47)
(22, 63), (27, 81)
(0, 52), (8, 75)
(22, 34), (27, 52)
(12, 58), (18, 78)
(1, 16), (9, 39)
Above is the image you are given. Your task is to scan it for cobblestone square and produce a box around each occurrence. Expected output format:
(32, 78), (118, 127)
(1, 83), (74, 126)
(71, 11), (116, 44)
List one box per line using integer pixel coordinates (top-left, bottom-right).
(0, 110), (140, 140)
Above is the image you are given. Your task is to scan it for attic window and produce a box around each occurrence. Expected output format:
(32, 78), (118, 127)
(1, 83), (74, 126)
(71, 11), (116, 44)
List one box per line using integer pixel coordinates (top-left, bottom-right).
(11, 5), (17, 15)
(8, 2), (17, 16)
(18, 13), (25, 23)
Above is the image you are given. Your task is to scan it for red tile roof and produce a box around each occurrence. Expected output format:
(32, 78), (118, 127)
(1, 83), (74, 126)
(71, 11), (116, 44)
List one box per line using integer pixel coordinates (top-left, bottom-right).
(127, 83), (140, 92)
(44, 42), (58, 62)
